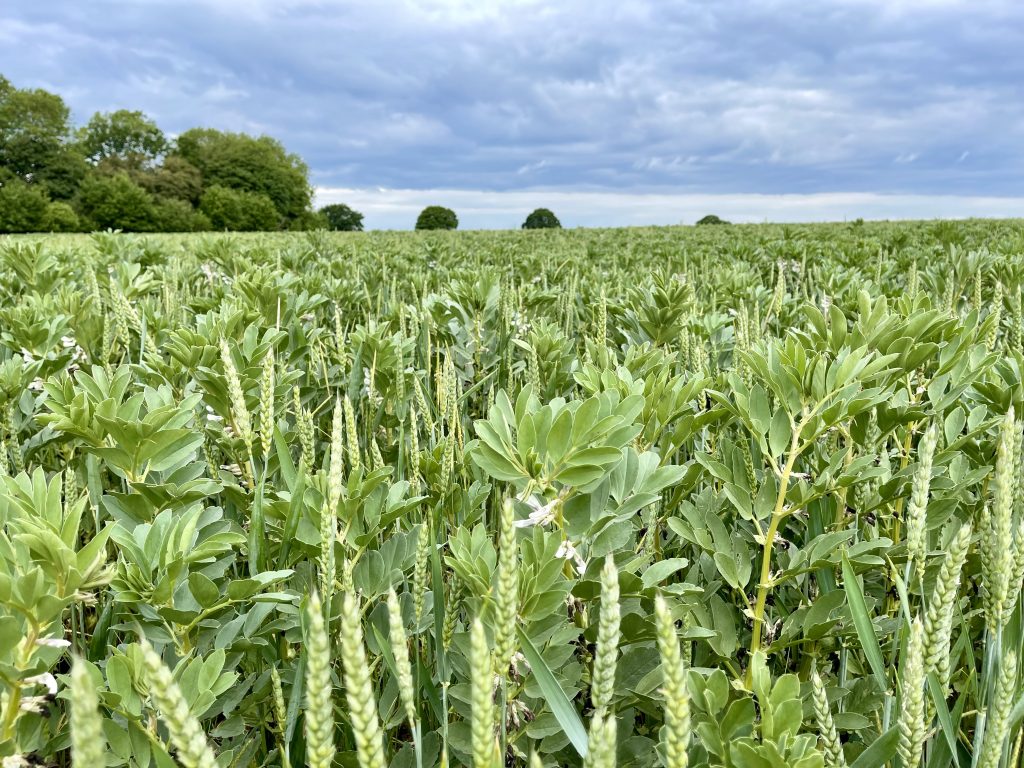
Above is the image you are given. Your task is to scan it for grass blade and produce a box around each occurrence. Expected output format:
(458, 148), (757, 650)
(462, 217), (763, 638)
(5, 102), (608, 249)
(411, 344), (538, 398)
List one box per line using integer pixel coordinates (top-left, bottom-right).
(849, 726), (899, 768)
(517, 628), (589, 758)
(927, 672), (960, 768)
(842, 551), (888, 695)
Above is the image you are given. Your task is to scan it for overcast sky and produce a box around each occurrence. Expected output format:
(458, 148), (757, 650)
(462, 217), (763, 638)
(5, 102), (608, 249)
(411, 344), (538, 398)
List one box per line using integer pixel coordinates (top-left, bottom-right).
(3, 0), (1023, 228)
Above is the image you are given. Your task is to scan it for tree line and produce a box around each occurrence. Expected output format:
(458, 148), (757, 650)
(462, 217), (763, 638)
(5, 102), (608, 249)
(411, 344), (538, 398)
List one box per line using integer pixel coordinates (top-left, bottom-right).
(0, 75), (338, 233)
(0, 75), (567, 234)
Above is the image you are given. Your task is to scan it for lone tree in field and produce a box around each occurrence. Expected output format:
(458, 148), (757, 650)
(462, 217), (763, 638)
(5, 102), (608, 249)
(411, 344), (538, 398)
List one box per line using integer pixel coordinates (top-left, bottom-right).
(522, 208), (561, 229)
(415, 205), (458, 231)
(696, 214), (730, 225)
(319, 203), (364, 231)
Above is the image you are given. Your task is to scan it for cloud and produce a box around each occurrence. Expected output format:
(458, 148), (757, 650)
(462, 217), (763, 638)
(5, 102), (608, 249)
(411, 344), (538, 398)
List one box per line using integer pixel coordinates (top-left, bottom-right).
(2, 0), (1023, 207)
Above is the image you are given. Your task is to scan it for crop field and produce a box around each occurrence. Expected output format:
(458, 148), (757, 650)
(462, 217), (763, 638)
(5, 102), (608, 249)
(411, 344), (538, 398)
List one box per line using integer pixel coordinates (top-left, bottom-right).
(4, 219), (1024, 768)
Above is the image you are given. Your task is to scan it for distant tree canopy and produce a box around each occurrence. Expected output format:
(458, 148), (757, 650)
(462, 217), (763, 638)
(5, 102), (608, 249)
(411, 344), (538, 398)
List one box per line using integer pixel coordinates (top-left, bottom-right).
(78, 109), (167, 171)
(319, 203), (364, 231)
(140, 156), (203, 205)
(176, 128), (312, 220)
(0, 75), (86, 200)
(696, 214), (730, 226)
(0, 179), (50, 233)
(0, 74), (319, 233)
(416, 205), (458, 231)
(77, 173), (156, 232)
(522, 208), (561, 229)
(200, 185), (280, 232)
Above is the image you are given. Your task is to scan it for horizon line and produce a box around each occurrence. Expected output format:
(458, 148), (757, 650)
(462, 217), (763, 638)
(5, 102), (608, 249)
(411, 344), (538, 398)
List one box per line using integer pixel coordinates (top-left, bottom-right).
(314, 187), (1024, 230)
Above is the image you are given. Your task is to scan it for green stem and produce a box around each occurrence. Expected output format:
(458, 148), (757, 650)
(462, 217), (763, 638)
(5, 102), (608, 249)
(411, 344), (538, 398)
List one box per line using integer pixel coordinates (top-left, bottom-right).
(748, 423), (801, 669)
(0, 685), (21, 742)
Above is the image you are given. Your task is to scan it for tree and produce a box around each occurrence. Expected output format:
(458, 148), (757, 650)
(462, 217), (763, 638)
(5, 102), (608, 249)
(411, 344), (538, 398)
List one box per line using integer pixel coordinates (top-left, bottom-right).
(140, 156), (203, 204)
(319, 203), (364, 231)
(176, 128), (312, 222)
(43, 201), (80, 232)
(78, 109), (167, 170)
(0, 75), (86, 199)
(289, 210), (328, 231)
(522, 208), (561, 229)
(152, 197), (209, 232)
(200, 185), (280, 231)
(76, 172), (155, 231)
(0, 179), (50, 233)
(696, 214), (730, 225)
(415, 205), (458, 231)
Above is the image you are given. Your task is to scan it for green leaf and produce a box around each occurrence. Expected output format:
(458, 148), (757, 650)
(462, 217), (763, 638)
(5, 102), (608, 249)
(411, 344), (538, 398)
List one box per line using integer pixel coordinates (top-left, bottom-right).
(0, 616), (21, 657)
(517, 628), (588, 758)
(188, 572), (220, 608)
(768, 408), (791, 457)
(273, 425), (297, 490)
(840, 552), (888, 695)
(641, 558), (689, 590)
(547, 408), (573, 464)
(749, 385), (771, 436)
(554, 464), (606, 487)
(927, 672), (960, 768)
(227, 570), (293, 600)
(249, 470), (267, 576)
(284, 655), (305, 745)
(849, 726), (899, 768)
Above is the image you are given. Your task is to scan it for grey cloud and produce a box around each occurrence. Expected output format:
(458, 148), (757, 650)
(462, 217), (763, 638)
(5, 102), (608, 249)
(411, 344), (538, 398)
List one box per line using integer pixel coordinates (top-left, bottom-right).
(2, 0), (1022, 205)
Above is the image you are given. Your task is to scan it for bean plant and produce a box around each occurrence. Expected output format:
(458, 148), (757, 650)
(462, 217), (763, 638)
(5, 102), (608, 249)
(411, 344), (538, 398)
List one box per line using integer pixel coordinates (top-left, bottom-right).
(1, 220), (1024, 768)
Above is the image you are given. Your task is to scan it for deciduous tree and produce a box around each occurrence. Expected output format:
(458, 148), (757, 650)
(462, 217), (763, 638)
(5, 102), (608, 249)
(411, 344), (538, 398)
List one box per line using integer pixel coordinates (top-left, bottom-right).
(415, 205), (458, 231)
(319, 203), (364, 231)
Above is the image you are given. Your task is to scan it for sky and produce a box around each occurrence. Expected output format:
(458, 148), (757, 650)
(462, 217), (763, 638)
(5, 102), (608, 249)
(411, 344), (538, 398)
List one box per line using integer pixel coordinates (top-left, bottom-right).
(2, 0), (1023, 228)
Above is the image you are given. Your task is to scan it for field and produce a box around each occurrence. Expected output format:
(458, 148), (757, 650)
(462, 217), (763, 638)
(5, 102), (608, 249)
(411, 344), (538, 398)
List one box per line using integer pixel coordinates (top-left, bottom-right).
(3, 218), (1024, 768)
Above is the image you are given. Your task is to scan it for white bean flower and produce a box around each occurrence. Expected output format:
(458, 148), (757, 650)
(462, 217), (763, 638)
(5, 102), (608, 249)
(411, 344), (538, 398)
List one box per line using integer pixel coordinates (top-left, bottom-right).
(514, 495), (557, 528)
(35, 636), (70, 649)
(555, 539), (587, 575)
(24, 673), (58, 695)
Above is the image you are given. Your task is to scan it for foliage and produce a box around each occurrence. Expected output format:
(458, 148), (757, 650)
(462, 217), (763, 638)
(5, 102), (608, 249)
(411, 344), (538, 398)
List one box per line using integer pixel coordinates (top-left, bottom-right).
(199, 185), (281, 231)
(415, 205), (458, 230)
(78, 109), (167, 170)
(0, 220), (1022, 768)
(0, 179), (50, 233)
(152, 197), (210, 233)
(320, 203), (365, 231)
(43, 201), (80, 232)
(523, 208), (562, 229)
(695, 214), (730, 225)
(140, 156), (204, 205)
(176, 128), (312, 221)
(288, 209), (329, 231)
(76, 172), (155, 232)
(0, 75), (86, 200)
(0, 74), (317, 231)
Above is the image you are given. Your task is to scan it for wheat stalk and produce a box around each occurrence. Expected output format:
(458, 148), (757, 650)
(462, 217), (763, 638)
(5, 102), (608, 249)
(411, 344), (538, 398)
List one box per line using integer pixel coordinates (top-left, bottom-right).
(654, 595), (690, 768)
(304, 592), (336, 768)
(339, 590), (387, 768)
(592, 555), (620, 715)
(470, 615), (498, 768)
(139, 639), (217, 768)
(70, 658), (105, 768)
